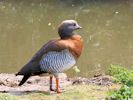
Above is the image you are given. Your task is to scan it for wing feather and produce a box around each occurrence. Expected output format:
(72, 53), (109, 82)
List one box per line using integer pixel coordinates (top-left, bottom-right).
(17, 39), (69, 75)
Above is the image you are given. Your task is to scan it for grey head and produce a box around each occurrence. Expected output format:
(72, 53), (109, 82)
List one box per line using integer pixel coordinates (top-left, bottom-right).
(58, 20), (82, 39)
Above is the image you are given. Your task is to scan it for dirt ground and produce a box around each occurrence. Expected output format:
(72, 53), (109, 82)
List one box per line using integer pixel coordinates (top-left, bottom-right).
(0, 73), (113, 94)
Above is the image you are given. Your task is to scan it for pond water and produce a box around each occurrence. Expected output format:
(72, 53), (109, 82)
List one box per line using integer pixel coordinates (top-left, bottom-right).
(0, 0), (133, 77)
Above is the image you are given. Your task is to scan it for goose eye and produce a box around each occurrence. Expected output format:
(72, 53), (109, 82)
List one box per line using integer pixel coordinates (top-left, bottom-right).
(73, 23), (76, 26)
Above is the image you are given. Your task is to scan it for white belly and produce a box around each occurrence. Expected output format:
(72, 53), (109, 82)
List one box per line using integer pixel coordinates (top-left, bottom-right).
(40, 49), (76, 73)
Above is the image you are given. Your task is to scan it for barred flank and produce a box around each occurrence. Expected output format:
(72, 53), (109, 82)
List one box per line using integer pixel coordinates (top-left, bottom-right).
(40, 49), (76, 73)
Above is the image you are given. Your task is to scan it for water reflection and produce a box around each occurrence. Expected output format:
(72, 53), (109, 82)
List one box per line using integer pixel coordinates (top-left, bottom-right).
(0, 0), (133, 77)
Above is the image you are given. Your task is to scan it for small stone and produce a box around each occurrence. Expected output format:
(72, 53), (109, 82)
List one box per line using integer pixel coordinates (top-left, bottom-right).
(48, 22), (51, 26)
(115, 11), (119, 14)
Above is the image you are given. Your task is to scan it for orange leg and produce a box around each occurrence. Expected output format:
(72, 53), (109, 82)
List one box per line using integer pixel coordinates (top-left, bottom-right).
(50, 76), (55, 91)
(56, 78), (61, 94)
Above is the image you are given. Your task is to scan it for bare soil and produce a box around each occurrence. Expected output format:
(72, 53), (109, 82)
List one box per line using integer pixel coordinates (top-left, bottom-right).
(0, 73), (113, 94)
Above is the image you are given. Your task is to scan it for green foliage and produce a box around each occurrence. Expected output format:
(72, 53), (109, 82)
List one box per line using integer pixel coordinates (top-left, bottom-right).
(107, 64), (133, 86)
(107, 85), (133, 100)
(107, 64), (127, 76)
(107, 64), (133, 100)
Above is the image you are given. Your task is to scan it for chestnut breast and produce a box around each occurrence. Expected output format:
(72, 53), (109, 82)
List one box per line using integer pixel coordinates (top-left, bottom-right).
(56, 34), (83, 59)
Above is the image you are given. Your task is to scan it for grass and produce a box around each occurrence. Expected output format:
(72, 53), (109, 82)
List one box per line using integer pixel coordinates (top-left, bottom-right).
(0, 84), (118, 100)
